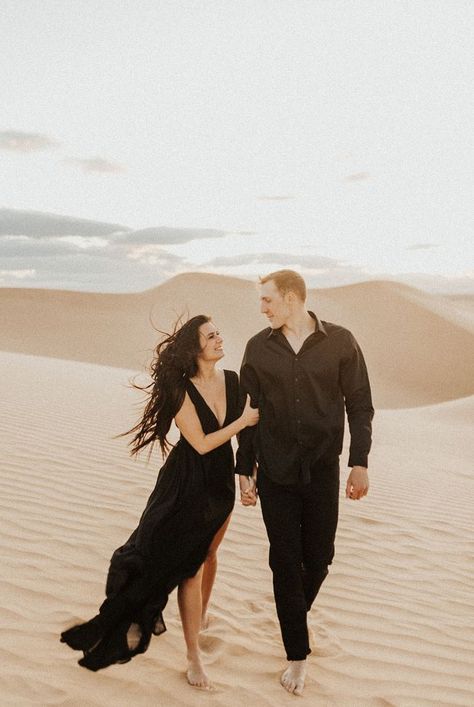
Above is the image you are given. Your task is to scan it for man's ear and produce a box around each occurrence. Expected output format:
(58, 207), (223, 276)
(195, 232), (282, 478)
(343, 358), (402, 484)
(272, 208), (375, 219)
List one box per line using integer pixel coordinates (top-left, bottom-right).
(285, 290), (297, 304)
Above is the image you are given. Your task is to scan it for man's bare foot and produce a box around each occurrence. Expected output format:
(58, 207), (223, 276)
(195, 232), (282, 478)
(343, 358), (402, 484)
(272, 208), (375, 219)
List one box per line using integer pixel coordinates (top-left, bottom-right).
(280, 660), (306, 696)
(186, 653), (211, 689)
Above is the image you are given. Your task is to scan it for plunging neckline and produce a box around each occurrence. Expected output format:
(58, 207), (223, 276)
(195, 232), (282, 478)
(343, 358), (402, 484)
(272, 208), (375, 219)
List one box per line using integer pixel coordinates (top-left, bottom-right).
(188, 370), (228, 429)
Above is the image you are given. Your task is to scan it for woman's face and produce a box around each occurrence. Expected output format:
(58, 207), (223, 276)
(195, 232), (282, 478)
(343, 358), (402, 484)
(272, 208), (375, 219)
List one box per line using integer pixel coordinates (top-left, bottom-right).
(197, 321), (224, 361)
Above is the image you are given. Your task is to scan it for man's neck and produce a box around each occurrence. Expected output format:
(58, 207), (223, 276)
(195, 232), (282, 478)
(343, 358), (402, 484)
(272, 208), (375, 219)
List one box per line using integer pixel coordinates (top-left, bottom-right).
(281, 310), (315, 340)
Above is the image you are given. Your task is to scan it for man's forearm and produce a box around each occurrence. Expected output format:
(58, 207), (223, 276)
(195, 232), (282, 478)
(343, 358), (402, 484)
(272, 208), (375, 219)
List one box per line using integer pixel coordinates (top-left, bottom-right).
(347, 410), (373, 467)
(235, 426), (256, 476)
(341, 333), (374, 468)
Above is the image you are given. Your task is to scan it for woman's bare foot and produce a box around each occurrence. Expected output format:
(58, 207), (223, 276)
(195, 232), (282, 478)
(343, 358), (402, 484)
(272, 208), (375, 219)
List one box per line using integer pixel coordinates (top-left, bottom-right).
(280, 660), (306, 696)
(126, 622), (142, 650)
(186, 653), (211, 689)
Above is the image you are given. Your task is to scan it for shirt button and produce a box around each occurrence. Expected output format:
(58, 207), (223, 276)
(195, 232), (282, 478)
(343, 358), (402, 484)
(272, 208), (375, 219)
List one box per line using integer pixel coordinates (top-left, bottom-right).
(295, 377), (298, 382)
(296, 398), (300, 402)
(297, 419), (301, 424)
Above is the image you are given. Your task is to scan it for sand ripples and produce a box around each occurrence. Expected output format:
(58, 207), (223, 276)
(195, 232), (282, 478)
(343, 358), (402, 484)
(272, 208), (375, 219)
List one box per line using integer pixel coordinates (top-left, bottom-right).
(1, 352), (473, 705)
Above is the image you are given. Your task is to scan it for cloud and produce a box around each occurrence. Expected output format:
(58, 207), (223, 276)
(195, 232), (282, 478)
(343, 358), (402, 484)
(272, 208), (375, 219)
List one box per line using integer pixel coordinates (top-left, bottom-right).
(0, 208), (399, 294)
(257, 195), (295, 201)
(0, 268), (36, 281)
(343, 172), (370, 182)
(0, 253), (125, 289)
(127, 247), (186, 266)
(0, 210), (232, 247)
(0, 132), (126, 179)
(406, 243), (440, 251)
(0, 209), (128, 237)
(57, 235), (110, 249)
(116, 227), (229, 245)
(0, 209), (191, 290)
(0, 237), (82, 258)
(0, 209), (230, 290)
(0, 235), (112, 259)
(204, 252), (340, 269)
(0, 249), (187, 292)
(63, 157), (126, 173)
(0, 130), (60, 152)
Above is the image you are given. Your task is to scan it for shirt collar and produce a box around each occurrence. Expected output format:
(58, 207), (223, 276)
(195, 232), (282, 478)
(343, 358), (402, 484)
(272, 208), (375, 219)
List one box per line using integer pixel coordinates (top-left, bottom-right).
(267, 311), (327, 338)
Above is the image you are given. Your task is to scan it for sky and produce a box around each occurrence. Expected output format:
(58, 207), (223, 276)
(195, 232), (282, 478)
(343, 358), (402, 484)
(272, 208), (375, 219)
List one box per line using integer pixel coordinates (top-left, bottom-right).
(1, 0), (473, 293)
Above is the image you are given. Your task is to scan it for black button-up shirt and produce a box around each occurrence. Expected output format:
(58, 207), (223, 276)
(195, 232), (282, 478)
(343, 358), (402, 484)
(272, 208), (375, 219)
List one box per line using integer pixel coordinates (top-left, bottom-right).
(236, 312), (374, 485)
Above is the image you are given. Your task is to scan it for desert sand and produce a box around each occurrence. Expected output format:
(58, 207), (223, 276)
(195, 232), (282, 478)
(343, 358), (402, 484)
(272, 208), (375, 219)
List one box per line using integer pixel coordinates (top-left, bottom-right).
(1, 274), (473, 706)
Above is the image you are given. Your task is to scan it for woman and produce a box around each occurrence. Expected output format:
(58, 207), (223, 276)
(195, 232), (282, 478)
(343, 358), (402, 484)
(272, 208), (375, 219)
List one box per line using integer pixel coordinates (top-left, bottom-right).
(60, 315), (258, 687)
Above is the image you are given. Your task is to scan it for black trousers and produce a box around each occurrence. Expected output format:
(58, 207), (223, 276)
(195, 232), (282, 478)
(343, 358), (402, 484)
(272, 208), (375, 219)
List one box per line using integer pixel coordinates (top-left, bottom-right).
(258, 459), (340, 661)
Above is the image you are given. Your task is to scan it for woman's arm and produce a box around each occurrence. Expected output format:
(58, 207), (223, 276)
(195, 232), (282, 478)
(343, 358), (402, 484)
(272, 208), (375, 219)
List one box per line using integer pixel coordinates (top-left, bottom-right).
(175, 392), (258, 455)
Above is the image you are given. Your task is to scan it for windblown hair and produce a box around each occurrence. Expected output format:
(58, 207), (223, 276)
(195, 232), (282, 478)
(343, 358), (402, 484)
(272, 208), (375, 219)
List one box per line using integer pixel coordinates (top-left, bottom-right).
(124, 314), (210, 458)
(259, 269), (307, 302)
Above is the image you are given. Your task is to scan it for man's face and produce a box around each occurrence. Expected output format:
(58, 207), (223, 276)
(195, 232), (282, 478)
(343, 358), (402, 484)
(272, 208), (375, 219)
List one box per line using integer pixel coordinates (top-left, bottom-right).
(259, 280), (291, 329)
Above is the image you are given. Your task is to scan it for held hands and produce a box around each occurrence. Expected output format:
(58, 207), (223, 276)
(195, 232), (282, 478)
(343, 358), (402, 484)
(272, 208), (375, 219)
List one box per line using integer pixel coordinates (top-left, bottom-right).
(240, 394), (259, 428)
(346, 466), (369, 500)
(239, 466), (258, 506)
(238, 396), (258, 506)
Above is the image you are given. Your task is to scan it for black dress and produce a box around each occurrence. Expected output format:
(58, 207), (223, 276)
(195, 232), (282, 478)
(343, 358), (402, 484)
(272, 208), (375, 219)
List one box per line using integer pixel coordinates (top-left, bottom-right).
(60, 369), (238, 671)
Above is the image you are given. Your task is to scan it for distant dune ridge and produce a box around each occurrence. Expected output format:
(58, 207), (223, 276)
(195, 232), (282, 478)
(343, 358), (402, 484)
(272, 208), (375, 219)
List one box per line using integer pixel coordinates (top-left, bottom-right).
(1, 272), (473, 407)
(1, 273), (474, 706)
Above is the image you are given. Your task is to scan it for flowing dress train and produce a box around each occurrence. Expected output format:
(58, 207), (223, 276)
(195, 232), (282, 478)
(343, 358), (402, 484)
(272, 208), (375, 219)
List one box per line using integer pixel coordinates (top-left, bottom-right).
(60, 369), (238, 671)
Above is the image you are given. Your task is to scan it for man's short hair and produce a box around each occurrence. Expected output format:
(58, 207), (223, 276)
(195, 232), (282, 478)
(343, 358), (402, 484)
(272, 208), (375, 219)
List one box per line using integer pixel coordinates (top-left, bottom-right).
(259, 269), (307, 302)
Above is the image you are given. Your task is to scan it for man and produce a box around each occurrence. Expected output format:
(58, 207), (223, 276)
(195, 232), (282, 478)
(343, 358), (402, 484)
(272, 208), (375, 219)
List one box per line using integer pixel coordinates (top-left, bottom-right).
(236, 269), (374, 696)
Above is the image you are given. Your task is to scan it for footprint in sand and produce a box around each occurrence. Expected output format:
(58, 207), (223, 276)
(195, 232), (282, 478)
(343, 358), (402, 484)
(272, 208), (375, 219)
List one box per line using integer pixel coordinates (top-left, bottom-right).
(240, 599), (279, 634)
(199, 632), (225, 658)
(308, 623), (344, 657)
(243, 597), (274, 613)
(199, 631), (250, 659)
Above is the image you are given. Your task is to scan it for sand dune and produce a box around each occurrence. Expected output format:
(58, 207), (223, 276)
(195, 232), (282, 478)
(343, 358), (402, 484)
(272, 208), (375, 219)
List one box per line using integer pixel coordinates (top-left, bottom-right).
(1, 274), (473, 705)
(447, 295), (474, 326)
(1, 350), (473, 706)
(1, 273), (473, 407)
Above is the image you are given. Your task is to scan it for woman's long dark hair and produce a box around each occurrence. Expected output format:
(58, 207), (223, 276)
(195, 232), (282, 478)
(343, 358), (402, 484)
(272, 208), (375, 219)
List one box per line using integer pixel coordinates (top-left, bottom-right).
(124, 314), (210, 458)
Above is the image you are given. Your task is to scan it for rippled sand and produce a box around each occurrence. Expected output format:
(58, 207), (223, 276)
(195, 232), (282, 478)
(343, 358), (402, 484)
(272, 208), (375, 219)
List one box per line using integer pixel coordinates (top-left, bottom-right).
(1, 275), (473, 705)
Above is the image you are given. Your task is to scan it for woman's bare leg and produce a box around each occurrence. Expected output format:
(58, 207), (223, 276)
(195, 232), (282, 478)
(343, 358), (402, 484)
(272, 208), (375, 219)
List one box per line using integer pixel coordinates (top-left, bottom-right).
(201, 514), (232, 629)
(178, 566), (210, 688)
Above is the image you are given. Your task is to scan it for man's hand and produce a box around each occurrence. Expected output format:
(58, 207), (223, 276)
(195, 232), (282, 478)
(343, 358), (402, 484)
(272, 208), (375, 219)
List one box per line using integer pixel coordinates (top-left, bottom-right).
(346, 466), (369, 500)
(239, 468), (258, 506)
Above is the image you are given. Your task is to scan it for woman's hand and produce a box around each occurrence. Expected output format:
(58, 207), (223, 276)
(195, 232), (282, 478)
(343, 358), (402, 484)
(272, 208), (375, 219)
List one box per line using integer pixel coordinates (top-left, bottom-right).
(240, 394), (259, 428)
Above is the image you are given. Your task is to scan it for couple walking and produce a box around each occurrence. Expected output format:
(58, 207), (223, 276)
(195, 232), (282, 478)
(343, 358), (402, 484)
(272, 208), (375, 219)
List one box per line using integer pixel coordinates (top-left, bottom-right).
(60, 269), (374, 696)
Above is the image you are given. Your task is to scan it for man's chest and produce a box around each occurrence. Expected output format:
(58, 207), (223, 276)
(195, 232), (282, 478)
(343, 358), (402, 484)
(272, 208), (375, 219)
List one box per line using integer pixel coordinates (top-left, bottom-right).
(253, 340), (340, 388)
